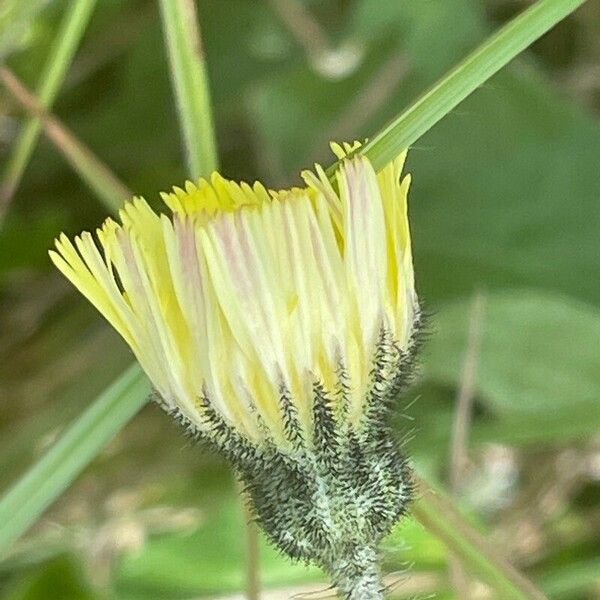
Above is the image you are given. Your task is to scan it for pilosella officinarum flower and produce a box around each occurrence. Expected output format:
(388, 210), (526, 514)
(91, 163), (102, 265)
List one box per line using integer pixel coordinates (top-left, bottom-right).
(51, 142), (422, 599)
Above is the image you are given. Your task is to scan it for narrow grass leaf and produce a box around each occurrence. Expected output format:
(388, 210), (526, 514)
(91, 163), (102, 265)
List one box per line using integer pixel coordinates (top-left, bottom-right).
(327, 0), (588, 175)
(158, 0), (218, 178)
(412, 477), (548, 600)
(0, 365), (149, 557)
(0, 68), (131, 213)
(0, 0), (97, 214)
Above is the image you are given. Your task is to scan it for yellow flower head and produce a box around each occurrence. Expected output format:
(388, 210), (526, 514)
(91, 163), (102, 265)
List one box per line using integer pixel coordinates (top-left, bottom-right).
(51, 143), (420, 584)
(50, 143), (418, 447)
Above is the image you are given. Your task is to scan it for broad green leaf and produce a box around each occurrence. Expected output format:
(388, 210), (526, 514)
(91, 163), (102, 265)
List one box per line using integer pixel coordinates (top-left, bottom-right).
(409, 67), (600, 305)
(423, 290), (600, 417)
(1, 556), (100, 600)
(114, 480), (322, 599)
(405, 381), (600, 470)
(403, 290), (600, 470)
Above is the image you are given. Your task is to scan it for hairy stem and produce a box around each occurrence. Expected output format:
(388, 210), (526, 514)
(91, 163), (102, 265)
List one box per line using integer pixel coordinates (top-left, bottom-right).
(329, 545), (384, 600)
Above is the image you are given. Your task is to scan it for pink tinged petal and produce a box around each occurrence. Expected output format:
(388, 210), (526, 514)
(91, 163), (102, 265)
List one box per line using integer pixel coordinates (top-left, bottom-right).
(279, 200), (314, 369)
(52, 231), (172, 404)
(162, 216), (206, 394)
(203, 212), (288, 384)
(338, 157), (388, 348)
(200, 217), (288, 433)
(305, 196), (345, 353)
(114, 230), (188, 409)
(163, 215), (234, 423)
(236, 210), (294, 381)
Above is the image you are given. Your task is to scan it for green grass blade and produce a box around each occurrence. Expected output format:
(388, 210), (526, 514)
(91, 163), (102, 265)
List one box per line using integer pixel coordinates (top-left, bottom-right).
(328, 0), (588, 175)
(413, 477), (548, 600)
(0, 365), (149, 557)
(0, 0), (97, 211)
(158, 0), (218, 178)
(0, 68), (131, 213)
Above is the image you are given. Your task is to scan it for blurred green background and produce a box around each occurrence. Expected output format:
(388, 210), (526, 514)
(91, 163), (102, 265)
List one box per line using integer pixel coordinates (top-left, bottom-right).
(0, 0), (599, 598)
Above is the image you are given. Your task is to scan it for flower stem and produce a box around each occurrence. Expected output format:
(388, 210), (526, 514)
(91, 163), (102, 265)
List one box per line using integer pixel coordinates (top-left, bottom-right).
(329, 545), (384, 600)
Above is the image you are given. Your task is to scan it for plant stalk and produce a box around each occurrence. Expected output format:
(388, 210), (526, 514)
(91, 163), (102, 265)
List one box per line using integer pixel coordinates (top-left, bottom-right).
(327, 0), (589, 175)
(329, 545), (384, 600)
(0, 68), (130, 213)
(1, 0), (97, 214)
(158, 0), (218, 180)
